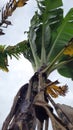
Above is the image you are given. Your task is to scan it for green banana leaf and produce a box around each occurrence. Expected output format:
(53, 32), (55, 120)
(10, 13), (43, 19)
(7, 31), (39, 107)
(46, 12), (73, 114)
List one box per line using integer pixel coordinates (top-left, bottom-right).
(1, 0), (73, 80)
(47, 8), (73, 79)
(58, 60), (73, 79)
(27, 0), (73, 80)
(48, 8), (73, 62)
(23, 0), (63, 71)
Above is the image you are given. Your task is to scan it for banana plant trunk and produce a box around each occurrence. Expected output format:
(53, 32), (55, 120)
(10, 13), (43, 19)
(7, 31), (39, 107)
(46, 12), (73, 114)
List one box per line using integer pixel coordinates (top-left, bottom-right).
(2, 69), (73, 130)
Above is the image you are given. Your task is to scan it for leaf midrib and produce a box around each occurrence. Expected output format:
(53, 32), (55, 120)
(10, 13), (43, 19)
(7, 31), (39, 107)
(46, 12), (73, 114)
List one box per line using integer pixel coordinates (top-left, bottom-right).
(47, 18), (68, 61)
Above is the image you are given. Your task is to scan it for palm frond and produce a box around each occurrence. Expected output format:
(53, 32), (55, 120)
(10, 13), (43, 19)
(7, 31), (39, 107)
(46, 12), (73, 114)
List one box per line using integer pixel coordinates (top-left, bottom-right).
(0, 40), (28, 71)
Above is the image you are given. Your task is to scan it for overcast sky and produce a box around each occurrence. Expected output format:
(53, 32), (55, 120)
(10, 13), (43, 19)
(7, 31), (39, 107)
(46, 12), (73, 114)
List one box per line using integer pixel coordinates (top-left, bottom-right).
(0, 0), (73, 129)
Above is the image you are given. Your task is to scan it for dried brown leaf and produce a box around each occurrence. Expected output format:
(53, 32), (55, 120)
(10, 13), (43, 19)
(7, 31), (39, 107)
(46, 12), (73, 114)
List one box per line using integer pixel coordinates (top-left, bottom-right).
(46, 80), (68, 98)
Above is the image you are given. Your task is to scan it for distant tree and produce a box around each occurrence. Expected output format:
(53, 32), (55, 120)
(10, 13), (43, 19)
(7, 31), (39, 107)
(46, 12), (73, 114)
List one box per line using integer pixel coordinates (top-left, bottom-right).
(1, 0), (73, 130)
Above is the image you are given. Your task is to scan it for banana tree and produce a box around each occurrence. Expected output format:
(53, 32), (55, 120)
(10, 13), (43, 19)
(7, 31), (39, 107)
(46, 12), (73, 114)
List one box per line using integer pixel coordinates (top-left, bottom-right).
(23, 0), (73, 78)
(1, 0), (73, 130)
